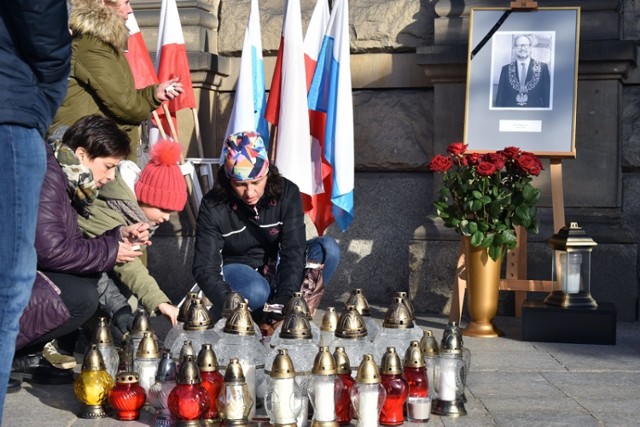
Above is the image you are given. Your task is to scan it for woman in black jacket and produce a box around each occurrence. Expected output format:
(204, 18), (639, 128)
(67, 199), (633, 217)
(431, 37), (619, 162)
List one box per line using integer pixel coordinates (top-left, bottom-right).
(193, 131), (340, 324)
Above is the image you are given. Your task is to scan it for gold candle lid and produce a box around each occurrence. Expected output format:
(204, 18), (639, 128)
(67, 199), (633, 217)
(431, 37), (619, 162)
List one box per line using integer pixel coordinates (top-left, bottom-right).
(382, 297), (413, 329)
(177, 292), (199, 323)
(335, 305), (368, 339)
(441, 331), (463, 355)
(279, 309), (313, 340)
(380, 347), (402, 375)
(184, 298), (213, 331)
(116, 372), (140, 384)
(312, 346), (336, 376)
(345, 289), (371, 317)
(320, 307), (339, 332)
(403, 341), (425, 368)
(283, 292), (311, 319)
(136, 332), (160, 359)
(131, 308), (151, 337)
(333, 347), (351, 375)
(82, 344), (106, 372)
(270, 349), (296, 379)
(224, 358), (246, 383)
(355, 354), (380, 384)
(179, 340), (195, 364)
(177, 355), (202, 385)
(223, 302), (256, 336)
(394, 291), (415, 320)
(222, 291), (245, 318)
(91, 317), (113, 345)
(197, 343), (219, 372)
(419, 329), (439, 357)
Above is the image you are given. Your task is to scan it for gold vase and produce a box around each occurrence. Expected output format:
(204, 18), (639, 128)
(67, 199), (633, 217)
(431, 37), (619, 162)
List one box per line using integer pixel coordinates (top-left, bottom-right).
(463, 238), (503, 338)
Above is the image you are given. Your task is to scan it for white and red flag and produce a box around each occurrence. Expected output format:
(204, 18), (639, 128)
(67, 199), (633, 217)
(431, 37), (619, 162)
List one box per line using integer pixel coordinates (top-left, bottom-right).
(124, 11), (159, 89)
(154, 0), (196, 137)
(264, 0), (313, 197)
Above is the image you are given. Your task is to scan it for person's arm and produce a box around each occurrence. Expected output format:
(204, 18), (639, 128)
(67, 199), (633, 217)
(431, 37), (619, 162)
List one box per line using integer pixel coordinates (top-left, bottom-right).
(271, 181), (306, 302)
(192, 198), (232, 316)
(8, 0), (71, 134)
(73, 37), (160, 124)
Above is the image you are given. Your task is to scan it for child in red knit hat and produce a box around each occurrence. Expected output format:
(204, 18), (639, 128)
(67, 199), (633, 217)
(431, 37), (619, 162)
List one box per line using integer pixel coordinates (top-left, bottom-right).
(78, 140), (187, 342)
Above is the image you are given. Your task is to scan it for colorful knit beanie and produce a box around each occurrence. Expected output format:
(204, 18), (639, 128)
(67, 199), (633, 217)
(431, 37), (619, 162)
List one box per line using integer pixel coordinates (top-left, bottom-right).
(135, 140), (187, 211)
(222, 131), (269, 181)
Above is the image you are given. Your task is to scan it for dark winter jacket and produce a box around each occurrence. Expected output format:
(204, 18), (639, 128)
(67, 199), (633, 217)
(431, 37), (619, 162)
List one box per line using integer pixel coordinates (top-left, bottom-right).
(0, 0), (71, 136)
(193, 178), (306, 311)
(35, 143), (120, 273)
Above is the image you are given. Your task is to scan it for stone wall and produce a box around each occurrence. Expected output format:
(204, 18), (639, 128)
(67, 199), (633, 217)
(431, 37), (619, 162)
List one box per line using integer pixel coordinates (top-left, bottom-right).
(139, 0), (640, 321)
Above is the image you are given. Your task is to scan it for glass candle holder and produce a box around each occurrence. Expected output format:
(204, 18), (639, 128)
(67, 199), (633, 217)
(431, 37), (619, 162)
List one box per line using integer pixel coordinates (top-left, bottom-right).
(73, 344), (115, 419)
(379, 347), (408, 426)
(132, 331), (160, 394)
(108, 372), (146, 421)
(148, 351), (177, 427)
(350, 355), (386, 427)
(167, 355), (211, 424)
(217, 358), (254, 425)
(265, 349), (303, 426)
(333, 347), (355, 426)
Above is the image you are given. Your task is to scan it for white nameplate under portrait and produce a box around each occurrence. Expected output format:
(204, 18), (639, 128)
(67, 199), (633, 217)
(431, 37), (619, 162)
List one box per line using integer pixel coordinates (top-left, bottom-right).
(499, 120), (542, 133)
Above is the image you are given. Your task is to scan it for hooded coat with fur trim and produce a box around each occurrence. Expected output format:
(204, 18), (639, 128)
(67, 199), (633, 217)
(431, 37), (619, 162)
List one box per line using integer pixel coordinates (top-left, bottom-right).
(49, 0), (161, 153)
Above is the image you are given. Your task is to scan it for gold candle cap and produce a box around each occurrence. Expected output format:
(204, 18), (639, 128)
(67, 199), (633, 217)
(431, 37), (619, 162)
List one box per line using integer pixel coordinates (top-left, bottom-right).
(82, 344), (106, 371)
(320, 307), (339, 332)
(91, 317), (113, 345)
(224, 358), (246, 383)
(380, 347), (402, 375)
(197, 343), (219, 372)
(131, 308), (151, 337)
(403, 341), (425, 368)
(177, 292), (199, 323)
(441, 331), (463, 355)
(283, 292), (311, 319)
(333, 347), (351, 375)
(136, 332), (160, 359)
(355, 354), (380, 384)
(394, 291), (415, 320)
(222, 291), (245, 318)
(382, 297), (413, 329)
(179, 340), (195, 364)
(312, 346), (337, 376)
(270, 349), (296, 379)
(223, 302), (256, 336)
(345, 289), (371, 317)
(177, 355), (202, 385)
(420, 329), (439, 357)
(116, 372), (140, 384)
(442, 321), (463, 344)
(335, 305), (368, 339)
(279, 310), (313, 340)
(184, 298), (213, 331)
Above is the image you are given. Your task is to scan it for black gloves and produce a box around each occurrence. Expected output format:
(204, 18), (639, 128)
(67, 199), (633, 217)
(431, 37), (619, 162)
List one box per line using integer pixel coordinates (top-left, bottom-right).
(110, 306), (134, 345)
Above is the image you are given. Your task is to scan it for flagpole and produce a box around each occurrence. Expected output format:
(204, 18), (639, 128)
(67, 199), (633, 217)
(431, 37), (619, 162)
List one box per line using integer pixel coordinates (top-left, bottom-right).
(190, 108), (205, 158)
(162, 103), (179, 140)
(269, 125), (278, 162)
(151, 111), (168, 140)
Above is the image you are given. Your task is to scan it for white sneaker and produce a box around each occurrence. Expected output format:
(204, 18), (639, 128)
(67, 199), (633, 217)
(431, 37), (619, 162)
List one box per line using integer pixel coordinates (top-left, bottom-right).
(42, 340), (76, 370)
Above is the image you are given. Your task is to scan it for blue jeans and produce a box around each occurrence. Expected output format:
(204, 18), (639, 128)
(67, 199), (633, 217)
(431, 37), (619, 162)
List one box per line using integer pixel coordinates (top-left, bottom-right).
(223, 236), (340, 311)
(0, 126), (46, 417)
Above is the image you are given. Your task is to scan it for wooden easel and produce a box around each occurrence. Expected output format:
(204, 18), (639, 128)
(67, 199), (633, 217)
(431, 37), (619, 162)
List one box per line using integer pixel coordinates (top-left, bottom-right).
(449, 159), (566, 322)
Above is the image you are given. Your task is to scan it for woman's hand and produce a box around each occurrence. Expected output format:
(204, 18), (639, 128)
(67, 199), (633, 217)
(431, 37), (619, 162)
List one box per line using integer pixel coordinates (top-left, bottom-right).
(120, 223), (151, 247)
(156, 77), (184, 102)
(116, 242), (143, 263)
(158, 302), (179, 326)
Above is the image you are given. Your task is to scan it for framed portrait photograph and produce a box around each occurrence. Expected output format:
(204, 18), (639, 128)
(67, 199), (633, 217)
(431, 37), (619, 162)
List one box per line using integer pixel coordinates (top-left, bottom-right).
(464, 7), (580, 158)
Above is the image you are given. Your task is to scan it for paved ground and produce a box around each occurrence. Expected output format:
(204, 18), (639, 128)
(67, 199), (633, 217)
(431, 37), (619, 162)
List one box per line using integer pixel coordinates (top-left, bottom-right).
(4, 306), (640, 426)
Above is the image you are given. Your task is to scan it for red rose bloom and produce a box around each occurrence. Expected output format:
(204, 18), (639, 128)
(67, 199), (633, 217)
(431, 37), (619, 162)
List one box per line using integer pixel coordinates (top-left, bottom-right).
(522, 151), (544, 170)
(501, 146), (521, 159)
(476, 161), (497, 176)
(465, 152), (482, 166)
(483, 152), (506, 170)
(516, 154), (542, 176)
(446, 142), (467, 156)
(429, 154), (453, 172)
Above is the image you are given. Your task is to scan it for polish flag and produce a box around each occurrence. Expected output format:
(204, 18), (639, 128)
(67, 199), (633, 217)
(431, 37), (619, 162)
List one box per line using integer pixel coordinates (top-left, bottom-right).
(124, 12), (158, 89)
(154, 0), (197, 137)
(225, 0), (269, 143)
(264, 0), (313, 197)
(303, 0), (333, 234)
(308, 0), (354, 232)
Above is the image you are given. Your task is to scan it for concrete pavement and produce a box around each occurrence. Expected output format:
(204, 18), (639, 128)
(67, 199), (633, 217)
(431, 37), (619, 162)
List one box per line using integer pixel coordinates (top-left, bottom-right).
(4, 307), (640, 426)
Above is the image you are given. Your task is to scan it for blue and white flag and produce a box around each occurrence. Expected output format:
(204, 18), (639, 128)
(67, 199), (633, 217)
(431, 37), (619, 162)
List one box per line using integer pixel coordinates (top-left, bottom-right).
(225, 0), (269, 146)
(308, 0), (354, 232)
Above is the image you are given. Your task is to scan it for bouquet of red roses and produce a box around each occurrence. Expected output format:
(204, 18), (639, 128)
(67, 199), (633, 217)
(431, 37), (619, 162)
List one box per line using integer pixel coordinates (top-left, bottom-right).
(429, 143), (543, 260)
